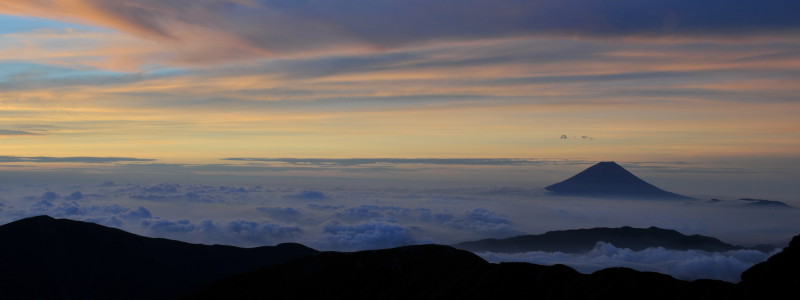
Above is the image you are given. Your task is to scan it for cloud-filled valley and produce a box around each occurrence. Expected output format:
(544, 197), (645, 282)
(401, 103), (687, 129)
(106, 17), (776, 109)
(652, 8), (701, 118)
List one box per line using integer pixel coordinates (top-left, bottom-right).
(2, 178), (798, 282)
(478, 244), (777, 283)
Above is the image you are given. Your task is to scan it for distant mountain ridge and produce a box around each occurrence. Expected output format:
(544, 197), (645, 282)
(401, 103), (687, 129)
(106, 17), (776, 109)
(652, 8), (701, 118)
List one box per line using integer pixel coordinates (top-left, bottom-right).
(453, 226), (754, 253)
(0, 216), (317, 299)
(546, 161), (693, 199)
(739, 198), (795, 208)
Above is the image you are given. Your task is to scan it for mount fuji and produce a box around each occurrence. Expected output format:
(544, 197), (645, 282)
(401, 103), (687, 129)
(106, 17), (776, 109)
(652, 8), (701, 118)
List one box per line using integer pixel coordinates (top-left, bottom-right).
(545, 161), (693, 200)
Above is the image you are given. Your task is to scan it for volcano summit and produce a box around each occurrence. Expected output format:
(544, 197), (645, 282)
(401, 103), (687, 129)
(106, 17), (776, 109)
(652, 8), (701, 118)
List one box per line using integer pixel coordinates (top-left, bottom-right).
(545, 162), (693, 200)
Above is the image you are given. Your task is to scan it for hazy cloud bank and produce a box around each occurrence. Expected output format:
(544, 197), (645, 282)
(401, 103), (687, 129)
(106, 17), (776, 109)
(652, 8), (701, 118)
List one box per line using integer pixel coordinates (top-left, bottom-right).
(0, 130), (40, 136)
(0, 156), (155, 163)
(0, 183), (534, 249)
(224, 158), (589, 167)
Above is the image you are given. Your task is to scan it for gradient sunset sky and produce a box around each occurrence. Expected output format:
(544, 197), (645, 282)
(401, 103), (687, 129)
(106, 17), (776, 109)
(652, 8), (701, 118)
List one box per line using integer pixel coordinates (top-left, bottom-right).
(2, 3), (800, 275)
(1, 1), (799, 196)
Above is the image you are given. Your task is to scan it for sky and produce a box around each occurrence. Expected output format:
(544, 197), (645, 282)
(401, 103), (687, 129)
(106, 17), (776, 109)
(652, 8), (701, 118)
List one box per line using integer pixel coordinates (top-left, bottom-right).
(1, 0), (800, 282)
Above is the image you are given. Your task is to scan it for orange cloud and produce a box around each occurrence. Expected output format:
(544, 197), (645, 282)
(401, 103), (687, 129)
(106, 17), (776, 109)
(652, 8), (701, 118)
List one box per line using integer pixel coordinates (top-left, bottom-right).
(1, 2), (799, 162)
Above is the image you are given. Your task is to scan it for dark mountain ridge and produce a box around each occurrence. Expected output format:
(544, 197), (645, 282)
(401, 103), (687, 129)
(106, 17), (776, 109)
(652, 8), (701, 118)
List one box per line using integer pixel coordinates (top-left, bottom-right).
(0, 215), (317, 299)
(2, 216), (797, 299)
(739, 233), (800, 298)
(453, 226), (752, 253)
(707, 198), (795, 209)
(189, 235), (800, 299)
(739, 198), (795, 208)
(546, 161), (694, 199)
(185, 244), (732, 300)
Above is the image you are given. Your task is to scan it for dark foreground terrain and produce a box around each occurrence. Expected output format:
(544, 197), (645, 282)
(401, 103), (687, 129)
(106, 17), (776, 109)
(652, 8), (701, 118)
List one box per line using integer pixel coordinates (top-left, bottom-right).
(186, 235), (799, 300)
(187, 244), (735, 300)
(1, 216), (797, 299)
(0, 216), (317, 299)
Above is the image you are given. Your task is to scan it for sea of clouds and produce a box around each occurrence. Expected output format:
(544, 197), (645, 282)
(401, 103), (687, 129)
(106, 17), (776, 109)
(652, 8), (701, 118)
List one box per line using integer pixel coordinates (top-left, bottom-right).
(478, 243), (778, 283)
(1, 181), (798, 282)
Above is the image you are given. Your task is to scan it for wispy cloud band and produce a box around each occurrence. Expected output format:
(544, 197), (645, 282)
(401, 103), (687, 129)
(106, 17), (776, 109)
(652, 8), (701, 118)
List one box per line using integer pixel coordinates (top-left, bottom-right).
(223, 158), (588, 166)
(2, 0), (798, 63)
(0, 156), (155, 163)
(0, 130), (40, 136)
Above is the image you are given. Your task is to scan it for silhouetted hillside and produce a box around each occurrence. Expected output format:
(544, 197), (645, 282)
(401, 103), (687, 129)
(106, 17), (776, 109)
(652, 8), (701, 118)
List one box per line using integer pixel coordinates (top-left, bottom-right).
(739, 234), (800, 298)
(185, 244), (735, 300)
(453, 226), (744, 253)
(188, 234), (800, 300)
(3, 215), (797, 299)
(546, 161), (693, 199)
(0, 216), (317, 299)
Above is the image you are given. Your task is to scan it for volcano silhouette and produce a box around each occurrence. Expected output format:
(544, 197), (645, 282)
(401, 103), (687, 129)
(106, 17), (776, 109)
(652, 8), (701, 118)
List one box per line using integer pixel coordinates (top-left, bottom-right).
(545, 161), (693, 199)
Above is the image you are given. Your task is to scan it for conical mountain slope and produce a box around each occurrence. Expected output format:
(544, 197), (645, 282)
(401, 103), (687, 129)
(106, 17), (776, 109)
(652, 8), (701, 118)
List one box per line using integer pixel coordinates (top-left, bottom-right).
(545, 162), (692, 199)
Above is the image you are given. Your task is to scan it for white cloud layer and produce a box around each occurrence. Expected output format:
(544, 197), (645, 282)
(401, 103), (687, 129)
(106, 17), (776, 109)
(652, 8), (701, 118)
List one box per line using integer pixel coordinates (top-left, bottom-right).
(477, 242), (779, 283)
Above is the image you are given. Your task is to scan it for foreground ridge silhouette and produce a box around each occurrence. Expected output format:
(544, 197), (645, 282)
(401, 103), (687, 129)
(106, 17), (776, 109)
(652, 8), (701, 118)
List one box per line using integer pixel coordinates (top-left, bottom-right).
(546, 161), (694, 199)
(189, 236), (800, 300)
(2, 216), (797, 299)
(0, 216), (317, 299)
